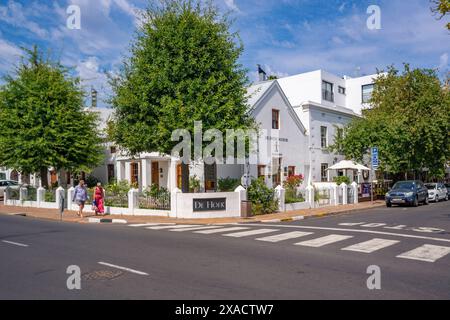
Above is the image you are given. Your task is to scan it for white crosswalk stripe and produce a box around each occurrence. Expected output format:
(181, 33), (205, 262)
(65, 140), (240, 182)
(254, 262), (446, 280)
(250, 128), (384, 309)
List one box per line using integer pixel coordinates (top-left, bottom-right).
(194, 227), (250, 234)
(147, 225), (200, 230)
(129, 223), (175, 227)
(397, 245), (450, 263)
(296, 234), (354, 248)
(223, 229), (279, 238)
(170, 226), (224, 232)
(256, 231), (313, 243)
(342, 238), (400, 253)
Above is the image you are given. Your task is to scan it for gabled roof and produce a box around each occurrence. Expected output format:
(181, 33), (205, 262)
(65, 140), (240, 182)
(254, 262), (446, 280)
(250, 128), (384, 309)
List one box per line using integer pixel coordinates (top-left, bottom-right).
(247, 80), (307, 134)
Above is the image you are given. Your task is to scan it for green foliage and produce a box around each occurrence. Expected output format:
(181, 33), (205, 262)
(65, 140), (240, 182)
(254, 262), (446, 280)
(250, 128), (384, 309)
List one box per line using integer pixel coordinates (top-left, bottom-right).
(144, 184), (170, 199)
(247, 178), (278, 215)
(217, 177), (240, 192)
(0, 46), (104, 181)
(104, 180), (130, 208)
(431, 0), (450, 30)
(330, 65), (450, 179)
(283, 175), (305, 204)
(189, 175), (201, 192)
(85, 175), (101, 188)
(333, 176), (351, 185)
(108, 0), (255, 159)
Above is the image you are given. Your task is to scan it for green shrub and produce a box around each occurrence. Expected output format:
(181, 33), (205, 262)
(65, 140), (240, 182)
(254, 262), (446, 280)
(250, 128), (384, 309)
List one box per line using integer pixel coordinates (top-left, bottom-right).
(218, 177), (240, 192)
(247, 178), (278, 215)
(85, 175), (101, 188)
(189, 175), (201, 193)
(333, 176), (351, 185)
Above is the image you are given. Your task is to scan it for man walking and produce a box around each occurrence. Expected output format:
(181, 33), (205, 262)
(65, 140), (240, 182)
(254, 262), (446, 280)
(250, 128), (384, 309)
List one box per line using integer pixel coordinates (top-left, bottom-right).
(73, 180), (88, 218)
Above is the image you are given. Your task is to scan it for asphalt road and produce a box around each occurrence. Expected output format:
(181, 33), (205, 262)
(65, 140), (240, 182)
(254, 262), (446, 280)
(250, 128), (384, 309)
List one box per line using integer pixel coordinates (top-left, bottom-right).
(1, 201), (449, 300)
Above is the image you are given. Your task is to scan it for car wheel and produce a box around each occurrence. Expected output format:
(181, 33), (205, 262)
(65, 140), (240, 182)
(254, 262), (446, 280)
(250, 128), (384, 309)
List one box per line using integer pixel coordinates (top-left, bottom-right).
(424, 197), (429, 205)
(413, 196), (419, 207)
(435, 195), (440, 203)
(386, 202), (392, 208)
(445, 194), (449, 201)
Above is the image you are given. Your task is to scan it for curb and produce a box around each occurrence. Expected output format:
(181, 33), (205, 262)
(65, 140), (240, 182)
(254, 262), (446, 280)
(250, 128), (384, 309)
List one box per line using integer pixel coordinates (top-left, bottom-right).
(87, 217), (128, 224)
(260, 216), (305, 223)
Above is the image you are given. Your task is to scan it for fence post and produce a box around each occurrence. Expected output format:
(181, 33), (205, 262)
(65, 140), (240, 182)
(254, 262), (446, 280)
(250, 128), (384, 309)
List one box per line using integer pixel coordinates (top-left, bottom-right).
(341, 183), (348, 205)
(67, 187), (75, 211)
(351, 182), (359, 204)
(19, 187), (27, 206)
(235, 185), (247, 217)
(3, 187), (9, 205)
(128, 188), (139, 215)
(331, 184), (338, 206)
(37, 187), (45, 207)
(306, 185), (314, 209)
(275, 185), (286, 212)
(170, 187), (181, 218)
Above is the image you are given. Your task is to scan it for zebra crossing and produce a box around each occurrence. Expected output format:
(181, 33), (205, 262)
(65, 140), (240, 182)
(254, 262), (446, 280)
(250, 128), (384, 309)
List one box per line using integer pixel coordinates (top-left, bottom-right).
(127, 223), (450, 264)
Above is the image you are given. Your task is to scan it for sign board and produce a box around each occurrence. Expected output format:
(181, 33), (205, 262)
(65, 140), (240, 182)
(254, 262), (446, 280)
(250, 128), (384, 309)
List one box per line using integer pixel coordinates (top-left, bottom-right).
(361, 183), (372, 198)
(193, 198), (226, 212)
(371, 147), (379, 170)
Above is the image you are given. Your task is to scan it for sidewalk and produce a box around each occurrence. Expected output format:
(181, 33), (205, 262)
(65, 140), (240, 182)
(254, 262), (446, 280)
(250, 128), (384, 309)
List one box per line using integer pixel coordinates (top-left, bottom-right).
(0, 201), (385, 225)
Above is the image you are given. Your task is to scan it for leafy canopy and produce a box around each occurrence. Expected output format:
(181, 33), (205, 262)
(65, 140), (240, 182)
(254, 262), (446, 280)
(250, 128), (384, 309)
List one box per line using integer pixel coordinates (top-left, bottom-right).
(331, 65), (450, 178)
(0, 46), (104, 175)
(109, 0), (255, 158)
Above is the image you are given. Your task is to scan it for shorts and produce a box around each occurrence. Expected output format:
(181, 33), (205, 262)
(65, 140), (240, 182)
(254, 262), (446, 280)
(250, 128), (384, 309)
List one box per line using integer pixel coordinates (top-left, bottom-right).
(76, 200), (86, 206)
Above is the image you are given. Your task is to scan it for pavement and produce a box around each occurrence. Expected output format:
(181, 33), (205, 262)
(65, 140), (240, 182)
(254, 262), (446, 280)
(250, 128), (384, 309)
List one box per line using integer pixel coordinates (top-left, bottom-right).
(0, 200), (385, 225)
(0, 200), (449, 299)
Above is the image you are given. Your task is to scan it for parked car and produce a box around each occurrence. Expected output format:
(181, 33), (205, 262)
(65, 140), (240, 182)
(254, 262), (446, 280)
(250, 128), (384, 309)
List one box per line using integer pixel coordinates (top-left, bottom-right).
(425, 183), (448, 202)
(385, 180), (429, 207)
(0, 180), (21, 200)
(445, 183), (450, 196)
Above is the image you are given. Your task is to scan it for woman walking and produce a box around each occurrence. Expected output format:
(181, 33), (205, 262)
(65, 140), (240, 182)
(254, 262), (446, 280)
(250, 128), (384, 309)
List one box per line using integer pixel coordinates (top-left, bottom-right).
(93, 182), (105, 216)
(73, 180), (88, 218)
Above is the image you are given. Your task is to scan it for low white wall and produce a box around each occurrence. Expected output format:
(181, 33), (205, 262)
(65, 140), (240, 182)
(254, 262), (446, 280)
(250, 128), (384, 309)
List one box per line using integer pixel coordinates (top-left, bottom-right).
(285, 202), (310, 211)
(171, 191), (242, 219)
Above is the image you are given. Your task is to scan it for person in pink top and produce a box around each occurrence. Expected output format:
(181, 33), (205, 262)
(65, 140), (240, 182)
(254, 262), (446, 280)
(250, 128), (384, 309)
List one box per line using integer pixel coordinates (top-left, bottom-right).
(93, 182), (105, 216)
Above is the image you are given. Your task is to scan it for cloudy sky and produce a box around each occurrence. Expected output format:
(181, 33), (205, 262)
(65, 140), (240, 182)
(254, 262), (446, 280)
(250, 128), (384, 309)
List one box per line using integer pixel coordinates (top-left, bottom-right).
(0, 0), (449, 107)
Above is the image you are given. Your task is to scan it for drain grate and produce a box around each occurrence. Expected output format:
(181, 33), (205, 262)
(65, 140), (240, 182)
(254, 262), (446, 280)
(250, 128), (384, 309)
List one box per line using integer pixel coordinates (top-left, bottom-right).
(82, 270), (124, 281)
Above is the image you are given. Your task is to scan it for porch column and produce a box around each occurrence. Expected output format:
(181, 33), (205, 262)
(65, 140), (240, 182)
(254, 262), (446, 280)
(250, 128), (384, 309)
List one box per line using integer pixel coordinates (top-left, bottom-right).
(169, 157), (178, 191)
(116, 161), (124, 182)
(141, 159), (150, 190)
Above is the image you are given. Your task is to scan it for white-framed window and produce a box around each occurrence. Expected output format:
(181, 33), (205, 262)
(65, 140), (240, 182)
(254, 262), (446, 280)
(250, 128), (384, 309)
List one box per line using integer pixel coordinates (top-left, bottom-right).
(320, 126), (328, 148)
(322, 81), (334, 102)
(338, 86), (346, 95)
(321, 163), (328, 182)
(362, 84), (374, 103)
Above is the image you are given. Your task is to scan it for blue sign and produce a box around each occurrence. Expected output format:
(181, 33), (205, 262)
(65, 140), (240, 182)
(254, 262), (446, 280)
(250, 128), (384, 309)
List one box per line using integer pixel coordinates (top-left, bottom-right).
(371, 147), (379, 169)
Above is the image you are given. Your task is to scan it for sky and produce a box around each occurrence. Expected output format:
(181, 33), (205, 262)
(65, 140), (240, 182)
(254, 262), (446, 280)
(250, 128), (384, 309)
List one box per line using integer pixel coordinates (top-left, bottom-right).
(0, 0), (449, 108)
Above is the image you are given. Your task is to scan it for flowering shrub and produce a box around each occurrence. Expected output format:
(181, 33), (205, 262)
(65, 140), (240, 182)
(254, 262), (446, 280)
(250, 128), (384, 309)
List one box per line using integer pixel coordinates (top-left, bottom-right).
(283, 174), (304, 191)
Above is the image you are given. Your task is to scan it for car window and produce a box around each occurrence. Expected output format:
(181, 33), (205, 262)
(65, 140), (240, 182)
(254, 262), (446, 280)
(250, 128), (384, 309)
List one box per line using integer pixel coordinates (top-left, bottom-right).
(425, 184), (436, 190)
(392, 182), (415, 190)
(0, 181), (6, 187)
(8, 181), (18, 186)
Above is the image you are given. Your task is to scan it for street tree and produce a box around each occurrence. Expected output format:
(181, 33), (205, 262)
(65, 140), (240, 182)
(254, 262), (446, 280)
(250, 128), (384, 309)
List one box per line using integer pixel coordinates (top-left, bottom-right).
(331, 65), (450, 180)
(0, 46), (104, 187)
(109, 0), (255, 192)
(431, 0), (450, 30)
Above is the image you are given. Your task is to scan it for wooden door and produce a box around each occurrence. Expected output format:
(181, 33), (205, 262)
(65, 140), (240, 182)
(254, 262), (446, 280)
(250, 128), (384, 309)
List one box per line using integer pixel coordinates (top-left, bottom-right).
(151, 162), (159, 187)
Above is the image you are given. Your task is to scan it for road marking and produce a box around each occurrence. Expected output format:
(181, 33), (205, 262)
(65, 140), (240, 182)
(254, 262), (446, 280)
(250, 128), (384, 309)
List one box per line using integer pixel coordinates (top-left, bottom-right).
(98, 262), (149, 276)
(129, 223), (175, 227)
(397, 245), (450, 263)
(256, 231), (313, 243)
(1, 240), (29, 247)
(170, 226), (223, 232)
(147, 224), (200, 230)
(239, 223), (450, 244)
(194, 227), (250, 234)
(223, 229), (279, 238)
(339, 222), (366, 226)
(361, 223), (387, 228)
(342, 238), (400, 253)
(384, 225), (407, 230)
(296, 234), (354, 248)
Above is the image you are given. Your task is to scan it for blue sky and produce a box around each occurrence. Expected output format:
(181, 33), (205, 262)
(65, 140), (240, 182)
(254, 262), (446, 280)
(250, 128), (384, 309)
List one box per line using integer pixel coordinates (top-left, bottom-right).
(0, 0), (449, 107)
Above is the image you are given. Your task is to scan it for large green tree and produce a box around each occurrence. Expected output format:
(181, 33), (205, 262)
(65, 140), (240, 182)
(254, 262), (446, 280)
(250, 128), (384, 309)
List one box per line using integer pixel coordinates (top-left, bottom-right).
(431, 0), (450, 30)
(331, 65), (450, 179)
(109, 0), (255, 192)
(0, 46), (104, 187)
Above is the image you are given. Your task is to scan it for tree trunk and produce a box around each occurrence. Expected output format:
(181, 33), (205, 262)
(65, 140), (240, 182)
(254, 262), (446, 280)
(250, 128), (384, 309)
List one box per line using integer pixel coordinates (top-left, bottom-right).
(40, 167), (49, 188)
(181, 162), (190, 193)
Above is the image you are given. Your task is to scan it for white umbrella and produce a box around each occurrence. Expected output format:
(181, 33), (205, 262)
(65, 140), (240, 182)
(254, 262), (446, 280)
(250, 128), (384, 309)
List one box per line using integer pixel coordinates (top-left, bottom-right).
(327, 160), (370, 171)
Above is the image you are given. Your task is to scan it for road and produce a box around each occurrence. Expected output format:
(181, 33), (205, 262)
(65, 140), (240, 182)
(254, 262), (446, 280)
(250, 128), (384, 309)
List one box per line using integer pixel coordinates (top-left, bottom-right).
(1, 201), (449, 300)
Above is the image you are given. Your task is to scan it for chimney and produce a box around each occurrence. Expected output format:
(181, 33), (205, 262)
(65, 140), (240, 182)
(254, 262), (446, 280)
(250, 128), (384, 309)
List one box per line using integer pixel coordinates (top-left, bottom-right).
(257, 64), (267, 82)
(91, 87), (98, 108)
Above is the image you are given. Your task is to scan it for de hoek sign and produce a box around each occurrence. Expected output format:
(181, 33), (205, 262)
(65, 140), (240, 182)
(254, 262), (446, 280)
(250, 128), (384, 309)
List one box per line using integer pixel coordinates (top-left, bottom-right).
(193, 198), (227, 212)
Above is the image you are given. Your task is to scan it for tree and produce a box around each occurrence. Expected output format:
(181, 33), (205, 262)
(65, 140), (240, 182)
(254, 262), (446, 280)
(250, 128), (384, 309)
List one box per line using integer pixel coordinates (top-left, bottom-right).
(431, 0), (450, 30)
(331, 65), (450, 180)
(109, 0), (255, 192)
(0, 46), (104, 187)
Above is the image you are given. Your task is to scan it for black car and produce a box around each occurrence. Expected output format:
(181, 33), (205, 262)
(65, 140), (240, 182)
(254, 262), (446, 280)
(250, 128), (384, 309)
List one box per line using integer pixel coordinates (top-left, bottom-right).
(385, 180), (429, 207)
(445, 184), (450, 196)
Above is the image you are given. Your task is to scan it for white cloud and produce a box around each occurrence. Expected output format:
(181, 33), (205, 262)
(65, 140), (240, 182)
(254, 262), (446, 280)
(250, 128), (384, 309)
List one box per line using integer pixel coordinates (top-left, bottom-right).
(0, 0), (49, 38)
(0, 37), (21, 74)
(439, 53), (448, 71)
(224, 0), (241, 13)
(76, 56), (111, 107)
